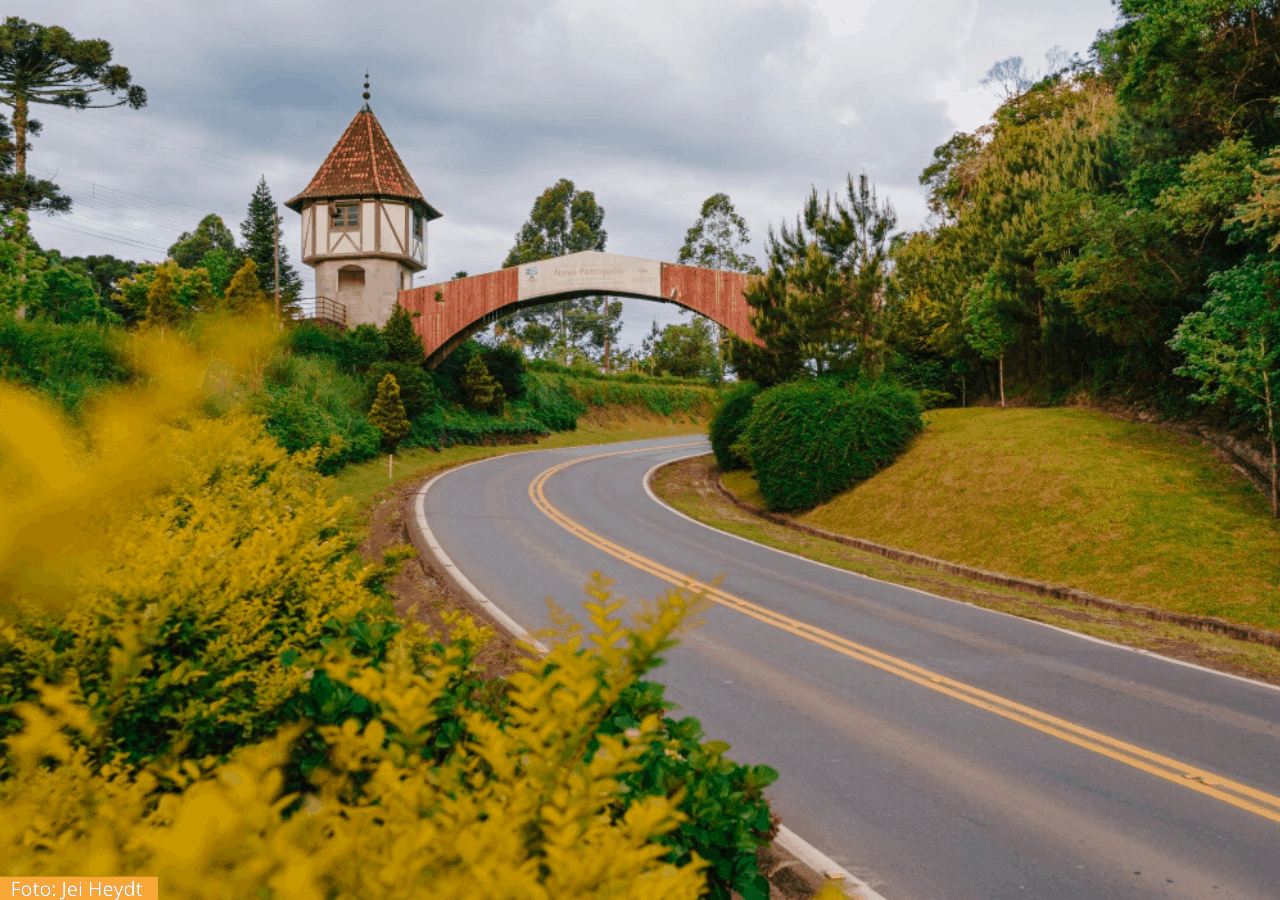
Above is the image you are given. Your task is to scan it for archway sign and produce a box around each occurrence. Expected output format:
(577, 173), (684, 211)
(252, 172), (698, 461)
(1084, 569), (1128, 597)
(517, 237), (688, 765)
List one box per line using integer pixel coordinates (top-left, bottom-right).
(397, 250), (760, 368)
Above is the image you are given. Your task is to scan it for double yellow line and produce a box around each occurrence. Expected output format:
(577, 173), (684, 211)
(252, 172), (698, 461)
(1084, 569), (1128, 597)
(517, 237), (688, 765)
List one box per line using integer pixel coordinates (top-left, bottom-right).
(529, 446), (1280, 826)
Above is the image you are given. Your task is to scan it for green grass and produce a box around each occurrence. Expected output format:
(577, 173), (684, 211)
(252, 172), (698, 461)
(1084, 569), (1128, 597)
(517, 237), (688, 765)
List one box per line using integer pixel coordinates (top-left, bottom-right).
(779, 407), (1280, 630)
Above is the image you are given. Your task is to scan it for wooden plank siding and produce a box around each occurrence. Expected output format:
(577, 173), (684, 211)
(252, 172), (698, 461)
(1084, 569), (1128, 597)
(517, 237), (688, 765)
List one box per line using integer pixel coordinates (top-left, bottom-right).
(400, 260), (759, 368)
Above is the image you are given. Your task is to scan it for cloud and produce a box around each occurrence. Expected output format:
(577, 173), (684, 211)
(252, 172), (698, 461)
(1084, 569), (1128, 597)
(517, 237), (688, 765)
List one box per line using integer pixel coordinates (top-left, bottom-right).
(19, 0), (1118, 348)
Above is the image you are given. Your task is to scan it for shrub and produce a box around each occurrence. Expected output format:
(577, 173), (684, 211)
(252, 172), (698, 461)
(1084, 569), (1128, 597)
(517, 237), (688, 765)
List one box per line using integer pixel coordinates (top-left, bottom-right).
(251, 354), (380, 474)
(516, 374), (588, 431)
(482, 343), (528, 400)
(0, 316), (131, 414)
(0, 380), (789, 897)
(363, 360), (439, 419)
(744, 377), (924, 511)
(708, 381), (759, 471)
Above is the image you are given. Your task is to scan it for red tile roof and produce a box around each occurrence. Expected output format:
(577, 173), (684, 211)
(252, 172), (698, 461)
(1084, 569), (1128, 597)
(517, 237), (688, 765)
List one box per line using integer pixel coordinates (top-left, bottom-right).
(285, 107), (441, 219)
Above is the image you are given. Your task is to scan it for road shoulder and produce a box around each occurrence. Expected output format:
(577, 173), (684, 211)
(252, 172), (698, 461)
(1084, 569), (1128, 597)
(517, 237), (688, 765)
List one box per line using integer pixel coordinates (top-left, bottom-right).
(650, 453), (1280, 687)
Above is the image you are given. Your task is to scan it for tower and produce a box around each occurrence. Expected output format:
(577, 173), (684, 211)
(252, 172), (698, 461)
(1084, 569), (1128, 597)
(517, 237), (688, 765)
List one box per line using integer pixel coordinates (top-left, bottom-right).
(285, 86), (441, 328)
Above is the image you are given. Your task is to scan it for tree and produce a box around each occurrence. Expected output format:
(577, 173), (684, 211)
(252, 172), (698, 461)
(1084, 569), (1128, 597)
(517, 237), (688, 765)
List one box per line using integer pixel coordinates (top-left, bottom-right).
(169, 213), (239, 269)
(0, 18), (144, 217)
(28, 265), (115, 324)
(383, 303), (423, 364)
(1171, 259), (1280, 517)
(460, 353), (504, 412)
(222, 258), (268, 314)
(0, 117), (68, 215)
(240, 176), (301, 303)
(0, 210), (45, 313)
(641, 317), (719, 380)
(731, 173), (897, 386)
(502, 178), (607, 357)
(677, 193), (757, 273)
(368, 372), (410, 454)
(980, 56), (1035, 100)
(145, 261), (184, 329)
(962, 271), (1018, 407)
(112, 263), (212, 326)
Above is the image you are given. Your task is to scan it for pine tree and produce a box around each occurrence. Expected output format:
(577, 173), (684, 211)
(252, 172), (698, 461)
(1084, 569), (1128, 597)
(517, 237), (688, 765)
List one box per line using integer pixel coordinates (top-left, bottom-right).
(223, 258), (269, 314)
(460, 353), (504, 412)
(240, 176), (301, 301)
(145, 260), (184, 328)
(383, 303), (423, 363)
(368, 373), (410, 452)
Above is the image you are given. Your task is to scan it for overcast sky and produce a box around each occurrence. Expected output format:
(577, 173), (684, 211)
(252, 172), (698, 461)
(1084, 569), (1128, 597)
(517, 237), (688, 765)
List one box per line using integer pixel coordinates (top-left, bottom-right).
(20, 0), (1118, 348)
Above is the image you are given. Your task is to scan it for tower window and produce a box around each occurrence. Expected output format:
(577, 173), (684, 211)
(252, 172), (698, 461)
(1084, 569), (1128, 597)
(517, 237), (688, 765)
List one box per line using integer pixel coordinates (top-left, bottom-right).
(331, 201), (360, 230)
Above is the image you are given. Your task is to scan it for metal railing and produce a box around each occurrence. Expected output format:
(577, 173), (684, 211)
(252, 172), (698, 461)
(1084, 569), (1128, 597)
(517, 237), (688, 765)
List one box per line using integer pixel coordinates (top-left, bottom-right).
(292, 296), (347, 330)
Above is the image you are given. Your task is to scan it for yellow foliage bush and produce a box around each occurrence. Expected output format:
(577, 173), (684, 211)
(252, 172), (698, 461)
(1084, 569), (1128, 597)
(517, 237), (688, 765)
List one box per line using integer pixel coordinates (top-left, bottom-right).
(1, 592), (711, 899)
(1, 318), (811, 898)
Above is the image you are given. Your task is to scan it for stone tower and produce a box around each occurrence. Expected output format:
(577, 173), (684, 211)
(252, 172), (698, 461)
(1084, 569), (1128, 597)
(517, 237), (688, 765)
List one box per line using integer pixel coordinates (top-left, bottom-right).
(285, 104), (441, 328)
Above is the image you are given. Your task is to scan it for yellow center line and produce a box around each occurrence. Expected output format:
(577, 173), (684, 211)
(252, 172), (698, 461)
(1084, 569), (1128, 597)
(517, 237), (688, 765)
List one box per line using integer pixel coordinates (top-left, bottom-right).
(528, 447), (1280, 826)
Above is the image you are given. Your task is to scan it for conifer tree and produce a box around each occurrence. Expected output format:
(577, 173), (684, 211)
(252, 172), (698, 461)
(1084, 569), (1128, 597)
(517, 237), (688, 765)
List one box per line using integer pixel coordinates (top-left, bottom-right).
(223, 258), (268, 313)
(368, 373), (410, 452)
(460, 353), (504, 412)
(145, 260), (183, 328)
(240, 176), (301, 301)
(383, 303), (423, 363)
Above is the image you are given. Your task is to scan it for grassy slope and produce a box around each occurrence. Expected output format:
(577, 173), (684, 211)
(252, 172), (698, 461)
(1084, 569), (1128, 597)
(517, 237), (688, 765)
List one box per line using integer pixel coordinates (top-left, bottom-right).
(780, 407), (1280, 630)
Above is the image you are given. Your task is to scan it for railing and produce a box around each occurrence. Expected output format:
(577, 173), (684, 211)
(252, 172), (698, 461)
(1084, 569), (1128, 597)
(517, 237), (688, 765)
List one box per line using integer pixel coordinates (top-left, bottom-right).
(293, 296), (347, 330)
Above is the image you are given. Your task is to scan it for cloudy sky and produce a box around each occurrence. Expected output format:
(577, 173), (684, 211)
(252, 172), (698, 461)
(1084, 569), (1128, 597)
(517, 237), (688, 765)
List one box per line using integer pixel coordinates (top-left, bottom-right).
(20, 0), (1118, 348)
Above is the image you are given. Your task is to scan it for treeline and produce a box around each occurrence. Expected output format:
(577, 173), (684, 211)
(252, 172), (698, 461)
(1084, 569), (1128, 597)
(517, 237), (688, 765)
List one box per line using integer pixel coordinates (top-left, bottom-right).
(889, 1), (1280, 422)
(720, 1), (1280, 515)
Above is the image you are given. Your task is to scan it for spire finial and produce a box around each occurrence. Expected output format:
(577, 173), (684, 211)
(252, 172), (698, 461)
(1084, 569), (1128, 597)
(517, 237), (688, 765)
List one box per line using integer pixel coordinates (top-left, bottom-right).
(362, 70), (371, 108)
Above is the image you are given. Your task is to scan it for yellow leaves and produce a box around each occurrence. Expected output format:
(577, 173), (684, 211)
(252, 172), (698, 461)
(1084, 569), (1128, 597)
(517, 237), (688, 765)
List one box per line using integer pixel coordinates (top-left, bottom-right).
(1, 583), (713, 898)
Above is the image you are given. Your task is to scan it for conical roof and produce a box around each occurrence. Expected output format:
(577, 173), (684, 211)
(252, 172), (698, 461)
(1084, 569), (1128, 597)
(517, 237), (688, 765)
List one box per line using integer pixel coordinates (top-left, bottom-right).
(285, 107), (441, 219)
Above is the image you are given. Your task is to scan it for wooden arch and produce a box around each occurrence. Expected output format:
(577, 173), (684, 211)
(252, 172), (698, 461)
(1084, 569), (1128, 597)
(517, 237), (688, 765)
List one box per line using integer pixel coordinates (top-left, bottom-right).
(396, 251), (759, 368)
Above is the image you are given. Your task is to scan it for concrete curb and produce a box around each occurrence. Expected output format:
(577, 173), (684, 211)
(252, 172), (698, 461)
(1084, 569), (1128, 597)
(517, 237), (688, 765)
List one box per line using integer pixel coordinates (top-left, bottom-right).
(708, 464), (1280, 650)
(405, 448), (883, 899)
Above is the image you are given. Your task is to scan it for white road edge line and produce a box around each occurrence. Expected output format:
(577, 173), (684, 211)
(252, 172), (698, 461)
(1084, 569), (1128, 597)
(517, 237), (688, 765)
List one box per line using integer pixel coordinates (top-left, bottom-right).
(411, 438), (881, 899)
(640, 451), (1280, 695)
(415, 466), (550, 655)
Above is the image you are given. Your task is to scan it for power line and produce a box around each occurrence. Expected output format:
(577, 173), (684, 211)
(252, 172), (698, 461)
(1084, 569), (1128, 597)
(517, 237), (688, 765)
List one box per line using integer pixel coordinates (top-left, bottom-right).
(33, 217), (169, 253)
(39, 108), (310, 185)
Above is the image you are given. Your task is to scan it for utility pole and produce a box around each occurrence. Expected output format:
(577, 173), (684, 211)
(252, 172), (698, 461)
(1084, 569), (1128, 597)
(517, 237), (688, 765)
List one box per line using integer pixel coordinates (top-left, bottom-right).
(273, 211), (281, 319)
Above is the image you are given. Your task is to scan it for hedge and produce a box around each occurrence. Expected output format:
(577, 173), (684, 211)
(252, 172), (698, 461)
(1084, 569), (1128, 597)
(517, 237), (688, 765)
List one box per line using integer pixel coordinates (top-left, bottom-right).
(708, 381), (759, 471)
(743, 377), (923, 511)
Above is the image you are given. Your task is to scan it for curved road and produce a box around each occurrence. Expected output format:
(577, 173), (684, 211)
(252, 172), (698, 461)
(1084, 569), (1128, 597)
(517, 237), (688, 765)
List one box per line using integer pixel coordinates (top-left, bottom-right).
(417, 436), (1280, 899)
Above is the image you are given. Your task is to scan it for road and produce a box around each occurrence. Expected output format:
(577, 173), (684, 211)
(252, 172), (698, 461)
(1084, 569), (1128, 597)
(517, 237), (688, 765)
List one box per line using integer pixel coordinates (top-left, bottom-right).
(416, 435), (1280, 899)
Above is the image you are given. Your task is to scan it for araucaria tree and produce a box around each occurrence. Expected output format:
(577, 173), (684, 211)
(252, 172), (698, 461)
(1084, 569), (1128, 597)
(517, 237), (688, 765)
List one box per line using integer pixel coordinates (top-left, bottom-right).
(0, 18), (144, 220)
(240, 176), (301, 304)
(502, 178), (610, 359)
(732, 174), (896, 386)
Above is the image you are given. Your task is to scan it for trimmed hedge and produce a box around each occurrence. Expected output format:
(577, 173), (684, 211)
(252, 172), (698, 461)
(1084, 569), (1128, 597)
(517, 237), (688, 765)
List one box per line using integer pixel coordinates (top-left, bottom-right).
(743, 377), (923, 511)
(708, 381), (759, 471)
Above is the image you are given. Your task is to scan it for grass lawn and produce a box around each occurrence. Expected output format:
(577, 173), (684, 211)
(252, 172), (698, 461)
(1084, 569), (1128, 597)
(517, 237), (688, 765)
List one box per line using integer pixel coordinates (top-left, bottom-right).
(328, 407), (708, 511)
(766, 407), (1280, 631)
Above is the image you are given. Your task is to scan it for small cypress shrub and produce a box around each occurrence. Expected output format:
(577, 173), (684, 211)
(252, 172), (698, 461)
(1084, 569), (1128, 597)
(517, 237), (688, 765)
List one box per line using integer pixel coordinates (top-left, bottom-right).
(744, 377), (923, 511)
(460, 353), (505, 412)
(364, 360), (438, 419)
(708, 381), (760, 471)
(383, 303), (423, 363)
(368, 372), (410, 451)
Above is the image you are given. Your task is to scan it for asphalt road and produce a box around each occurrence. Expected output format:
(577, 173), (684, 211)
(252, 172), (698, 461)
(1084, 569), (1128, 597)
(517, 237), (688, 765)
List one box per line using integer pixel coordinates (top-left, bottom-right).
(418, 435), (1280, 900)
